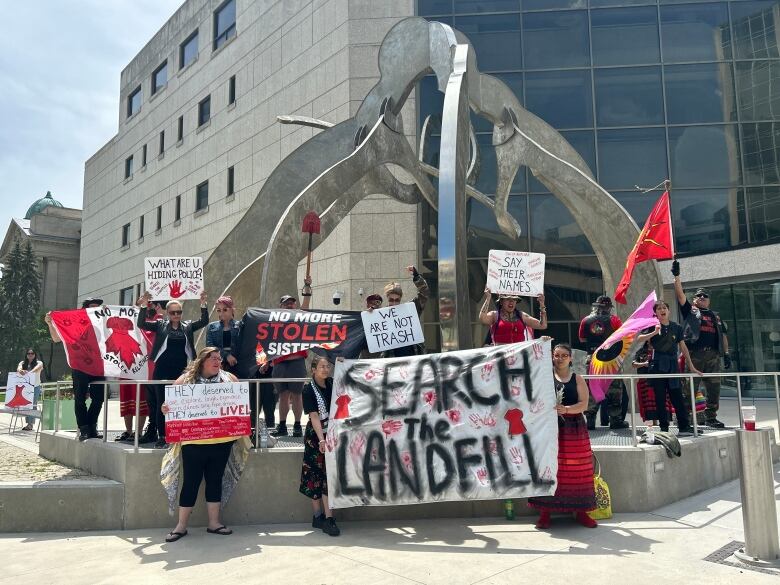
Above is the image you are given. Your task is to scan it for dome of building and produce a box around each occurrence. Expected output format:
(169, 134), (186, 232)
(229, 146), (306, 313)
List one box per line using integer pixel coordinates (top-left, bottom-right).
(24, 191), (64, 219)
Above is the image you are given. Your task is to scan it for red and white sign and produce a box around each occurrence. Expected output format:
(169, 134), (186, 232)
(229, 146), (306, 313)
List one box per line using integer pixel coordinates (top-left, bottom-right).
(4, 372), (35, 409)
(486, 250), (545, 297)
(144, 257), (204, 301)
(50, 306), (153, 380)
(164, 382), (251, 443)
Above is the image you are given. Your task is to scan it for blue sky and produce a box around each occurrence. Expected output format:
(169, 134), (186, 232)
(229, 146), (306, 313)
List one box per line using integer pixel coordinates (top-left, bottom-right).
(0, 0), (180, 227)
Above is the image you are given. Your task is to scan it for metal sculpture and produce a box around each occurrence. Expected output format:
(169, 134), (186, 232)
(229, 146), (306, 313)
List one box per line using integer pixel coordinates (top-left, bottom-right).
(203, 17), (662, 351)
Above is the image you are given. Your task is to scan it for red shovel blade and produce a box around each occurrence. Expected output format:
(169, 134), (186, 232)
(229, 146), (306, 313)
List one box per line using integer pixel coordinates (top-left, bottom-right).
(302, 211), (321, 234)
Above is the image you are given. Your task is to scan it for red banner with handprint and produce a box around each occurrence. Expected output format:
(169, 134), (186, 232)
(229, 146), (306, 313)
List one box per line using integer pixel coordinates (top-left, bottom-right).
(144, 256), (204, 301)
(325, 340), (559, 509)
(51, 306), (153, 379)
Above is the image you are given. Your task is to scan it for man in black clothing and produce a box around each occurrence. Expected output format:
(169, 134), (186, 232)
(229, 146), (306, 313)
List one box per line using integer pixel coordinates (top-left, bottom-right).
(672, 261), (730, 428)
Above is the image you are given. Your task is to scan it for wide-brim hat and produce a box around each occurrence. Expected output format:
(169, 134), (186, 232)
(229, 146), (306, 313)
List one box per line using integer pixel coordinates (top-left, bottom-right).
(498, 293), (522, 301)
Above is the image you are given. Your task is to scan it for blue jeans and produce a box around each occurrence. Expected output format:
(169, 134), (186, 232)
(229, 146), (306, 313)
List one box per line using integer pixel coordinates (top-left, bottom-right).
(25, 386), (41, 425)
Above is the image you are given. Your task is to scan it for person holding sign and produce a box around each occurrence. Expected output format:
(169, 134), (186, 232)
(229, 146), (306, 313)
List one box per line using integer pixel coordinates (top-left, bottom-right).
(17, 349), (43, 431)
(528, 343), (597, 529)
(206, 296), (241, 374)
(160, 347), (248, 542)
(380, 265), (429, 358)
(299, 355), (340, 537)
(479, 289), (547, 343)
(136, 291), (209, 449)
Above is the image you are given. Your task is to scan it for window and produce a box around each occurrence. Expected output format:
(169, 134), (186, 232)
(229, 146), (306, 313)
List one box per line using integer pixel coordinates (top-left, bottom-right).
(121, 223), (130, 247)
(159, 130), (165, 154)
(127, 86), (142, 118)
(227, 165), (235, 196)
(120, 286), (134, 306)
(213, 0), (236, 50)
(228, 75), (236, 105)
(141, 144), (147, 167)
(175, 195), (182, 221)
(124, 155), (134, 179)
(139, 214), (145, 239)
(196, 181), (209, 211)
(594, 66), (664, 126)
(590, 7), (659, 67)
(198, 95), (211, 126)
(180, 30), (199, 69)
(177, 115), (184, 142)
(597, 127), (667, 190)
(152, 61), (168, 94)
(156, 205), (162, 230)
(453, 14), (522, 72)
(525, 70), (593, 129)
(522, 10), (590, 69)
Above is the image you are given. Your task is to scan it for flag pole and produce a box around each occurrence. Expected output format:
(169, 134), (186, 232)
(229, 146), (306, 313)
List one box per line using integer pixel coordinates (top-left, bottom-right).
(664, 179), (676, 259)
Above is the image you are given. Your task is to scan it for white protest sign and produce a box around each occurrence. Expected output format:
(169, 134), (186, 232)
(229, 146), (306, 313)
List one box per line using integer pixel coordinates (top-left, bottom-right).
(486, 250), (545, 297)
(361, 302), (424, 354)
(325, 339), (558, 509)
(144, 257), (204, 300)
(5, 372), (36, 409)
(164, 381), (251, 442)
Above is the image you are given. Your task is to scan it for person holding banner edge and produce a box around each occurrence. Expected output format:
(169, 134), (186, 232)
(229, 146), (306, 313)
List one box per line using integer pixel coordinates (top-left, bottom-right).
(478, 288), (547, 342)
(299, 354), (340, 536)
(136, 290), (209, 448)
(160, 347), (248, 542)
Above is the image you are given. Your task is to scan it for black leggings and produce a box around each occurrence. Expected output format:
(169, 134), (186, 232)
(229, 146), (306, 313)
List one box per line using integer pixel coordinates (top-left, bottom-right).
(179, 441), (235, 507)
(651, 379), (689, 431)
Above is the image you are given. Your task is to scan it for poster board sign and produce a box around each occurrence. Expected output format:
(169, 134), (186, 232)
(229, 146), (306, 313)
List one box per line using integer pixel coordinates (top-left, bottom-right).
(4, 372), (35, 409)
(144, 257), (204, 300)
(325, 340), (558, 509)
(361, 302), (424, 354)
(486, 250), (545, 297)
(164, 382), (250, 442)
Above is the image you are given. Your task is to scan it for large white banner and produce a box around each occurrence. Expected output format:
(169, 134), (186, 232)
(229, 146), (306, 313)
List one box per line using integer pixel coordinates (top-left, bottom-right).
(486, 250), (545, 297)
(361, 302), (425, 354)
(325, 340), (558, 509)
(144, 257), (204, 300)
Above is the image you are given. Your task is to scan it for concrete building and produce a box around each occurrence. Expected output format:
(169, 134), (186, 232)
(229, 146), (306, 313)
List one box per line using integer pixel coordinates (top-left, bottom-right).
(81, 0), (779, 392)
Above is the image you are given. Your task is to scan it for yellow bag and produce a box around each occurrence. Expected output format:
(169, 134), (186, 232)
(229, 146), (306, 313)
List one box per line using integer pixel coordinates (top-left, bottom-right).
(588, 455), (612, 520)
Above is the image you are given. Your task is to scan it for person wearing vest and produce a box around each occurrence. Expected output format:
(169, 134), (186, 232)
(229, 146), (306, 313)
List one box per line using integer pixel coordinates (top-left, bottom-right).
(672, 261), (730, 428)
(478, 288), (547, 344)
(579, 295), (629, 431)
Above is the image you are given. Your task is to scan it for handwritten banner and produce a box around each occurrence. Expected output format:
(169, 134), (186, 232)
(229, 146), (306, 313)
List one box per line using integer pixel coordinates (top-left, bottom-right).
(486, 250), (545, 297)
(361, 302), (424, 354)
(4, 372), (35, 409)
(144, 257), (204, 300)
(164, 382), (251, 442)
(325, 340), (558, 509)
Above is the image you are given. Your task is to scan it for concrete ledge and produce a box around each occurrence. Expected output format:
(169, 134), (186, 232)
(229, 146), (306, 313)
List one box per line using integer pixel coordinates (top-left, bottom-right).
(0, 479), (123, 532)
(38, 429), (779, 529)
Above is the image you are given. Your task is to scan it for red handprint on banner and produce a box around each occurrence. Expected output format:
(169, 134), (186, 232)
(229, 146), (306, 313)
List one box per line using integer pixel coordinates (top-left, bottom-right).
(446, 409), (461, 424)
(529, 399), (545, 413)
(468, 413), (482, 429)
(423, 390), (436, 408)
(401, 451), (413, 472)
(480, 362), (494, 382)
(168, 280), (185, 298)
(509, 446), (524, 466)
(381, 419), (403, 437)
(476, 467), (489, 486)
(349, 432), (366, 459)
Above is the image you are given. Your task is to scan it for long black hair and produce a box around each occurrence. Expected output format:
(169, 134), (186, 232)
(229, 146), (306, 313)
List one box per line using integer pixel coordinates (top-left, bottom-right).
(22, 348), (39, 370)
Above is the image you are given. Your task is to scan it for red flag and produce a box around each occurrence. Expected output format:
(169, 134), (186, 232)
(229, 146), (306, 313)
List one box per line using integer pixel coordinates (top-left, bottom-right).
(614, 191), (674, 304)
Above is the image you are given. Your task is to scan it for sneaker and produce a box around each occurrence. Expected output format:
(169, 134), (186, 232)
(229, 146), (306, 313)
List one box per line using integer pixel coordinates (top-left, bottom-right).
(706, 418), (726, 429)
(155, 439), (169, 449)
(312, 514), (325, 529)
(677, 426), (695, 436)
(322, 517), (340, 537)
(115, 431), (133, 442)
(78, 426), (90, 442)
(271, 423), (288, 437)
(139, 429), (157, 444)
(292, 422), (303, 437)
(609, 420), (630, 430)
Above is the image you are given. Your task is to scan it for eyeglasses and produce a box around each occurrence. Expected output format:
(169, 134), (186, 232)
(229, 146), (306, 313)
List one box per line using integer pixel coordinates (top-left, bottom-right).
(206, 355), (222, 361)
(168, 310), (183, 316)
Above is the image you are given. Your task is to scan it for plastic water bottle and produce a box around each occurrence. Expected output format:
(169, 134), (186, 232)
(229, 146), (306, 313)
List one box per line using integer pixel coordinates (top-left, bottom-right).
(259, 418), (269, 449)
(504, 499), (515, 520)
(647, 431), (656, 445)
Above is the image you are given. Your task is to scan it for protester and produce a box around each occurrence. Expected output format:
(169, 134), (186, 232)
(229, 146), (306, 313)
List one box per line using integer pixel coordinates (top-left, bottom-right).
(160, 347), (250, 542)
(45, 297), (106, 442)
(231, 320), (276, 441)
(299, 355), (340, 536)
(632, 342), (673, 427)
(206, 296), (240, 375)
(478, 289), (547, 342)
(528, 343), (597, 529)
(136, 291), (209, 448)
(579, 296), (629, 431)
(636, 301), (702, 435)
(271, 276), (312, 438)
(16, 348), (43, 431)
(672, 261), (730, 428)
(379, 265), (429, 358)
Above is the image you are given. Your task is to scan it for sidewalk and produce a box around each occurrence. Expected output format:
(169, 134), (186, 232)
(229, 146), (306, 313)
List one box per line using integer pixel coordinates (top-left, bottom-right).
(2, 465), (779, 584)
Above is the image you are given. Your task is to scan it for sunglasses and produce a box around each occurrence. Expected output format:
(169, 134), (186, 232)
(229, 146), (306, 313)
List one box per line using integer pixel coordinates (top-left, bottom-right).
(168, 310), (183, 316)
(695, 294), (709, 299)
(26, 352), (35, 355)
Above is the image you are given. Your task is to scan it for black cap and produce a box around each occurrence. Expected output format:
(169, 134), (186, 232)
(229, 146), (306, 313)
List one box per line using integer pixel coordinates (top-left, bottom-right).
(279, 294), (296, 305)
(81, 297), (103, 308)
(594, 295), (613, 308)
(694, 288), (710, 297)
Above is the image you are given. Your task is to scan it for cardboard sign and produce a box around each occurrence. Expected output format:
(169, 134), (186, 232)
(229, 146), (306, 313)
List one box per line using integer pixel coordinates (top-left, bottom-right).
(486, 250), (545, 297)
(144, 257), (204, 300)
(325, 340), (558, 509)
(361, 302), (425, 354)
(5, 372), (35, 409)
(164, 382), (251, 442)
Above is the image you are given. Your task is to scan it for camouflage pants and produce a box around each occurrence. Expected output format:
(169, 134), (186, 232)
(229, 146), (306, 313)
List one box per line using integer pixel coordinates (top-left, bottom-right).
(585, 379), (626, 423)
(688, 349), (722, 421)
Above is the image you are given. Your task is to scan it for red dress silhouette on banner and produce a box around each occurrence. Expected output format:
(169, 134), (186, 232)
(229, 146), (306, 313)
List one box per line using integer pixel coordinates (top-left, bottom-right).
(504, 408), (526, 436)
(334, 394), (351, 419)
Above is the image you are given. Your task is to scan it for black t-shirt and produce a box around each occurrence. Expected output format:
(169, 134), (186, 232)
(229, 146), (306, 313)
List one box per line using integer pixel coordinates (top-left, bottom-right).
(157, 332), (188, 378)
(681, 300), (719, 350)
(302, 377), (334, 417)
(555, 373), (580, 407)
(646, 321), (684, 356)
